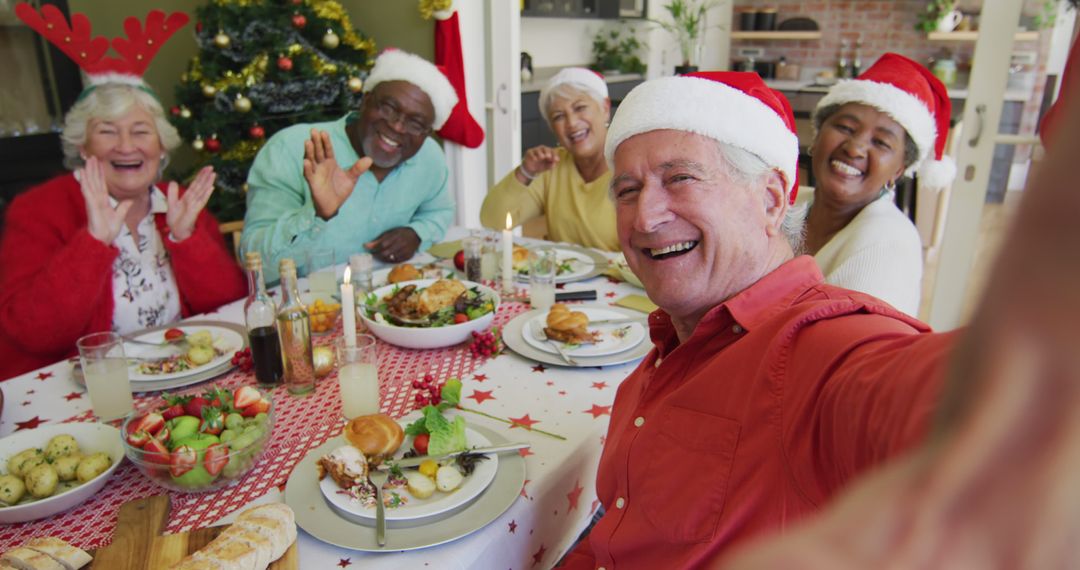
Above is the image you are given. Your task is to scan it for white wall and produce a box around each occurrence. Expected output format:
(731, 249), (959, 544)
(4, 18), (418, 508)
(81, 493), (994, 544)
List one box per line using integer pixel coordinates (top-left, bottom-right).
(521, 18), (607, 68)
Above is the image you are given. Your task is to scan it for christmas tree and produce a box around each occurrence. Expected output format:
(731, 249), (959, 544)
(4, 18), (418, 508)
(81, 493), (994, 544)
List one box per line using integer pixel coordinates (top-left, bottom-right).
(170, 0), (376, 222)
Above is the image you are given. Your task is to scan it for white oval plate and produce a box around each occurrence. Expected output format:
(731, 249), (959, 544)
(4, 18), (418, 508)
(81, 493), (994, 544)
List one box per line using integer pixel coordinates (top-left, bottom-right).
(0, 422), (123, 523)
(127, 324), (244, 382)
(319, 426), (498, 522)
(523, 307), (646, 357)
(515, 245), (605, 284)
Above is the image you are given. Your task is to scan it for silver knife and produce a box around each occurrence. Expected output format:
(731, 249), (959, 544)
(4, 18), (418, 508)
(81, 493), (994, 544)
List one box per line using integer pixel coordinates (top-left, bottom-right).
(589, 317), (645, 325)
(377, 442), (531, 470)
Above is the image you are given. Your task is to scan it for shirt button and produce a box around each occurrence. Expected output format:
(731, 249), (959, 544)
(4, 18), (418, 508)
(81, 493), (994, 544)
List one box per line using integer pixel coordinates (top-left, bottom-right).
(615, 497), (625, 509)
(732, 324), (744, 334)
(634, 416), (645, 428)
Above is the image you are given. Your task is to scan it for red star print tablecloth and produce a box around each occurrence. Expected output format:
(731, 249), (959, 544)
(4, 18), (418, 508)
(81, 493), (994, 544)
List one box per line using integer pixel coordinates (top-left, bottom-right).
(0, 239), (649, 569)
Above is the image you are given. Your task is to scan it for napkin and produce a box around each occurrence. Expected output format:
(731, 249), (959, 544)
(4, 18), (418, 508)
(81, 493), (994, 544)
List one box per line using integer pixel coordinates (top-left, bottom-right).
(427, 240), (462, 259)
(614, 294), (658, 314)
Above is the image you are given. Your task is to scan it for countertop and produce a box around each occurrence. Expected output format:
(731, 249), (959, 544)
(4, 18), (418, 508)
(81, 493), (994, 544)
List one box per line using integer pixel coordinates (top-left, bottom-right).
(763, 78), (1032, 102)
(522, 66), (645, 93)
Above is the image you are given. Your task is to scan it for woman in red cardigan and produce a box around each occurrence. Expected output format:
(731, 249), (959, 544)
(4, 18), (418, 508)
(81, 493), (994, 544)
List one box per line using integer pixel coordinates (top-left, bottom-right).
(0, 83), (246, 380)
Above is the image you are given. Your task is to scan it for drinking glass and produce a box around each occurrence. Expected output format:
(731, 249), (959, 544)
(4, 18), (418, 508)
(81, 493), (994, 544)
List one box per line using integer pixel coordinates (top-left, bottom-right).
(336, 333), (380, 419)
(479, 231), (499, 281)
(306, 247), (336, 297)
(529, 247), (557, 311)
(462, 236), (483, 282)
(77, 332), (134, 422)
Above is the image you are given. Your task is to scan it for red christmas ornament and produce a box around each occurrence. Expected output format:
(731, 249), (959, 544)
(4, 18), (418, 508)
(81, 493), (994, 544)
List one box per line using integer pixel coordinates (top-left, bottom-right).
(170, 105), (180, 116)
(249, 125), (265, 139)
(291, 14), (306, 29)
(291, 0), (303, 4)
(195, 21), (203, 33)
(206, 137), (221, 152)
(277, 56), (293, 71)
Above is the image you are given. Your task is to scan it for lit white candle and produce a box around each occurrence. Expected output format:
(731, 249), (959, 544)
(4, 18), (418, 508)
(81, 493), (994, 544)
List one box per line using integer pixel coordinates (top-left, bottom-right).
(341, 266), (356, 348)
(502, 212), (514, 293)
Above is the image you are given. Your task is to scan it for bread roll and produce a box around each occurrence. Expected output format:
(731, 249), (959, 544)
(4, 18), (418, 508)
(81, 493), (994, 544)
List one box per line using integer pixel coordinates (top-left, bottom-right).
(544, 304), (597, 344)
(170, 504), (296, 570)
(387, 264), (421, 283)
(0, 548), (65, 570)
(343, 413), (404, 460)
(191, 538), (258, 570)
(23, 538), (91, 570)
(169, 558), (225, 570)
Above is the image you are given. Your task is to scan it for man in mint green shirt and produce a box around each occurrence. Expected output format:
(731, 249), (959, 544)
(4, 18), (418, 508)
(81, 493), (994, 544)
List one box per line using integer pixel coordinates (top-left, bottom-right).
(242, 50), (459, 282)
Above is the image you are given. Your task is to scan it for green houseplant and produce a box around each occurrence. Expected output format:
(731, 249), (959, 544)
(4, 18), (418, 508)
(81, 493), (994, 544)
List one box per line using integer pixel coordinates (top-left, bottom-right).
(651, 0), (721, 72)
(590, 24), (646, 74)
(916, 0), (957, 32)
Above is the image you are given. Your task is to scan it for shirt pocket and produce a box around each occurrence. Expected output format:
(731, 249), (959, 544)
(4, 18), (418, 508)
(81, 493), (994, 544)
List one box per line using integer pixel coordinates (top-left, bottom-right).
(637, 407), (741, 543)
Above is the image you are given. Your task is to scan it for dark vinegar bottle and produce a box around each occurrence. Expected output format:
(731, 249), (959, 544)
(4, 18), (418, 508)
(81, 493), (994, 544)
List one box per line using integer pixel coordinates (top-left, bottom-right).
(243, 252), (283, 386)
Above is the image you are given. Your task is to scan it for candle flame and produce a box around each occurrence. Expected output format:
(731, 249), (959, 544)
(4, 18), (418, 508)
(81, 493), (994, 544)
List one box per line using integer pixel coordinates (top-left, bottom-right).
(343, 266), (351, 283)
(505, 212), (513, 229)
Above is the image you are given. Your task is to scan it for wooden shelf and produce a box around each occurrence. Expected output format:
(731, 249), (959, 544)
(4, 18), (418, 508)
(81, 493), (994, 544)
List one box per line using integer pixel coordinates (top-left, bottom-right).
(730, 31), (822, 41)
(927, 30), (1039, 42)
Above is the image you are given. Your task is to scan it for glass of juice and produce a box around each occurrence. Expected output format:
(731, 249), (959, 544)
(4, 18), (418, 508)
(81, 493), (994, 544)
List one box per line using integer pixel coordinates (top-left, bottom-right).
(306, 246), (336, 297)
(76, 332), (134, 422)
(336, 333), (380, 419)
(529, 247), (557, 311)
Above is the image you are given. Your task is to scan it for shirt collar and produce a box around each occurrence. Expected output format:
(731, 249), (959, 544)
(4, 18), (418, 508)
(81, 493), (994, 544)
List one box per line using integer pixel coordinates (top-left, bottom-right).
(647, 256), (824, 354)
(104, 185), (167, 214)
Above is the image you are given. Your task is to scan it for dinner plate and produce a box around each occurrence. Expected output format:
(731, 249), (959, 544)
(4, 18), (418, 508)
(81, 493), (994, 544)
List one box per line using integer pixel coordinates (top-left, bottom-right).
(504, 306), (653, 367)
(126, 324), (244, 382)
(515, 245), (607, 284)
(285, 423), (525, 551)
(318, 427), (499, 523)
(523, 307), (646, 357)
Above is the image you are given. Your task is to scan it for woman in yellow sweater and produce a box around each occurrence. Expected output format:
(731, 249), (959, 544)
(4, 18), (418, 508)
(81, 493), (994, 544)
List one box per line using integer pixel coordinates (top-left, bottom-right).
(480, 68), (618, 251)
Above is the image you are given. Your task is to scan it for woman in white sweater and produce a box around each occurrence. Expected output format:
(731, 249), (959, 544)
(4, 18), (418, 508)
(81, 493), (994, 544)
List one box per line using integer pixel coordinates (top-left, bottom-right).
(801, 53), (956, 317)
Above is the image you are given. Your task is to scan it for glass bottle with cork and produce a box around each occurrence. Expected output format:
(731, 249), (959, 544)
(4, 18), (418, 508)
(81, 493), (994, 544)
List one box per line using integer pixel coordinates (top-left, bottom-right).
(850, 40), (863, 78)
(276, 258), (315, 396)
(836, 39), (850, 79)
(243, 252), (283, 388)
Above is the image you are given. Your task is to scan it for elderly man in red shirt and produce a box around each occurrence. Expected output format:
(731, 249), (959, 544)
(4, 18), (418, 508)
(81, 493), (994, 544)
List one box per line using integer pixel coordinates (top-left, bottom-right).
(558, 70), (957, 569)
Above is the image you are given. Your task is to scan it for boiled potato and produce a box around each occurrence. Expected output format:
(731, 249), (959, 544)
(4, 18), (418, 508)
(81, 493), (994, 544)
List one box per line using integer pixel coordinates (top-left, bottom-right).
(53, 454), (83, 482)
(9, 449), (45, 477)
(76, 452), (112, 483)
(404, 471), (436, 499)
(435, 465), (464, 492)
(187, 330), (213, 347)
(45, 434), (79, 461)
(187, 345), (215, 366)
(25, 464), (59, 499)
(0, 474), (26, 505)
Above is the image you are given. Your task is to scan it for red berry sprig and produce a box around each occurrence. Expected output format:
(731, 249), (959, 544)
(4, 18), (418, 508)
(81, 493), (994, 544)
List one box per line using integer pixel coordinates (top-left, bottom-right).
(411, 374), (444, 409)
(231, 347), (254, 373)
(468, 327), (502, 359)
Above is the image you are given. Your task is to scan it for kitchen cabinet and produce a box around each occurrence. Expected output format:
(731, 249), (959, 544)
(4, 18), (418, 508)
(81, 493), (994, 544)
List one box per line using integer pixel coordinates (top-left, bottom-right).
(521, 78), (642, 151)
(522, 0), (647, 19)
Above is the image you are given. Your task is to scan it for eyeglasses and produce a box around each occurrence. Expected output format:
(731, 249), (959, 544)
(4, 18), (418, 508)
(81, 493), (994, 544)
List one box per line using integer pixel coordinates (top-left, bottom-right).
(374, 98), (432, 137)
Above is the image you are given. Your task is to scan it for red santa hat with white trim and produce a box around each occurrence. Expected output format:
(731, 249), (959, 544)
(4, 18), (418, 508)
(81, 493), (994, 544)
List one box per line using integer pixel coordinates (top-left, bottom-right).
(364, 49), (458, 130)
(605, 71), (801, 202)
(814, 52), (956, 188)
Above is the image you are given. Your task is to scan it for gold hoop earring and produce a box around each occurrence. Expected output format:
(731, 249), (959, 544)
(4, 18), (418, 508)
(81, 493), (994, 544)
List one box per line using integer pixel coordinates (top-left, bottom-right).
(883, 180), (897, 193)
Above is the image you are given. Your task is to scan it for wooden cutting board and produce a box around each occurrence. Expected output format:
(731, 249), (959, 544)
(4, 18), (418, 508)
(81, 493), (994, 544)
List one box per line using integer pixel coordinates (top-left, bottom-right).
(87, 496), (298, 569)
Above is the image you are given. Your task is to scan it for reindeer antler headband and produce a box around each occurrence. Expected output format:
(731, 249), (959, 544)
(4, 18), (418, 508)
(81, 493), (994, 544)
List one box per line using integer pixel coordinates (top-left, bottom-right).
(15, 2), (189, 96)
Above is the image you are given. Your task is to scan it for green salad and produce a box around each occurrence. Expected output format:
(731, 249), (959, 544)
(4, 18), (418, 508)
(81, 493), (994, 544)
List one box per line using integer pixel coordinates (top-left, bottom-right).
(364, 283), (495, 328)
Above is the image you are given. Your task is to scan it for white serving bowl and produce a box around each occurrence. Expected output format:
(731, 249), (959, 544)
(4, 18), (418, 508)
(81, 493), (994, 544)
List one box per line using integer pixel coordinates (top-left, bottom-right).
(613, 253), (644, 288)
(359, 279), (499, 349)
(0, 422), (124, 523)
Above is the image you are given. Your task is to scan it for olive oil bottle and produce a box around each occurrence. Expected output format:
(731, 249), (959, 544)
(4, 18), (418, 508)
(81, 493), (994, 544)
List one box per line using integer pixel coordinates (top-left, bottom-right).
(276, 258), (315, 396)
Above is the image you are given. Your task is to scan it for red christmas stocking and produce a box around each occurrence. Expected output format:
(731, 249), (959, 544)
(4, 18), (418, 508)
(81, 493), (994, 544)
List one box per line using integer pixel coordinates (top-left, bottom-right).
(435, 12), (484, 148)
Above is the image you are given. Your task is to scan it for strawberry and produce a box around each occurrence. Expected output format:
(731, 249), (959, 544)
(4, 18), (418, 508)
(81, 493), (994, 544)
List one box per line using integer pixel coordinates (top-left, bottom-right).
(184, 396), (209, 418)
(205, 386), (232, 411)
(240, 397), (271, 417)
(159, 393), (190, 420)
(126, 430), (150, 448)
(163, 328), (186, 343)
(200, 407), (224, 436)
(161, 404), (185, 421)
(130, 412), (165, 437)
(203, 443), (230, 476)
(143, 439), (170, 466)
(170, 445), (196, 477)
(413, 433), (430, 455)
(153, 426), (170, 443)
(233, 386), (261, 409)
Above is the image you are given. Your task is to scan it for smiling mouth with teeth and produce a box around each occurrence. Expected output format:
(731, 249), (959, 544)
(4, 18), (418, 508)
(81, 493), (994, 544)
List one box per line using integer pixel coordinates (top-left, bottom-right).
(111, 161), (144, 170)
(830, 160), (863, 177)
(646, 240), (698, 260)
(379, 133), (401, 148)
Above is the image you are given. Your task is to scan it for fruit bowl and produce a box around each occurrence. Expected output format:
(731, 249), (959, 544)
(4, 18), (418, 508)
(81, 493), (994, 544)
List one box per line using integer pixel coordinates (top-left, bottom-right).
(301, 293), (341, 335)
(359, 279), (499, 349)
(121, 385), (274, 493)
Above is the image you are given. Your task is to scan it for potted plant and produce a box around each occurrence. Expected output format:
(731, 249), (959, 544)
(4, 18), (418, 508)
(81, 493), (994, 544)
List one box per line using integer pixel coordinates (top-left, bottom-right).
(590, 24), (646, 75)
(650, 0), (721, 74)
(916, 0), (959, 32)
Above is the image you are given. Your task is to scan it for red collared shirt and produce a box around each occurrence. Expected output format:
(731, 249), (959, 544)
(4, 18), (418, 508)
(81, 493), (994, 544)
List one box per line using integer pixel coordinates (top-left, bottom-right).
(562, 256), (958, 569)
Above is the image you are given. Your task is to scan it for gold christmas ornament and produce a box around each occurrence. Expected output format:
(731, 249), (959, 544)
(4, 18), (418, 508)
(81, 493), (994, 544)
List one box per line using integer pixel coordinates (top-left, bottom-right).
(322, 29), (340, 49)
(234, 94), (252, 113)
(201, 83), (217, 98)
(347, 77), (363, 92)
(313, 346), (334, 378)
(213, 31), (231, 49)
(287, 43), (302, 55)
(192, 136), (205, 151)
(179, 107), (192, 119)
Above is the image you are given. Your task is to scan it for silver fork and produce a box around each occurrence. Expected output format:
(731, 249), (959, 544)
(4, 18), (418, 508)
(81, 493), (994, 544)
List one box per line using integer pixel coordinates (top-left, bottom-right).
(368, 468), (389, 546)
(530, 321), (578, 366)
